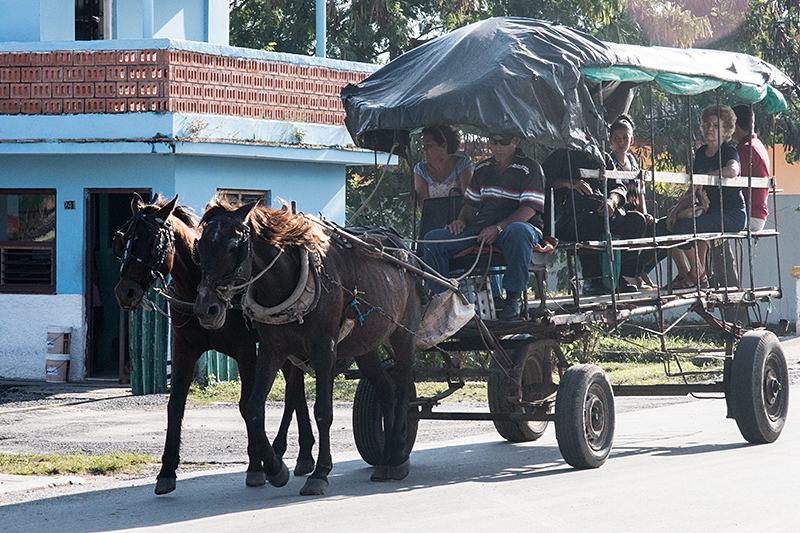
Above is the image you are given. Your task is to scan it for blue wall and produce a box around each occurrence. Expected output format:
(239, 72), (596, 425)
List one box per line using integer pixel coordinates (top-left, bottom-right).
(175, 156), (346, 219)
(1, 151), (348, 296)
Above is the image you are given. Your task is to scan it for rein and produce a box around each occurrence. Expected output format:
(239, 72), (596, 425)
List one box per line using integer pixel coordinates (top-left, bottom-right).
(116, 211), (175, 288)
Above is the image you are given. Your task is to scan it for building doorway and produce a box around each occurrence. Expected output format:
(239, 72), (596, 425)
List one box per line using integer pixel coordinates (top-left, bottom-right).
(75, 0), (105, 41)
(86, 190), (150, 380)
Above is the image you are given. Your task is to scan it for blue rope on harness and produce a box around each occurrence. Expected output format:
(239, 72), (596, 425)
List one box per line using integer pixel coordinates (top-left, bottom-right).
(350, 299), (382, 326)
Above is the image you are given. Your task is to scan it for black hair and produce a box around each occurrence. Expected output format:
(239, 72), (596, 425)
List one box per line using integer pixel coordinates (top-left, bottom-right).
(732, 104), (754, 132)
(609, 113), (635, 136)
(422, 125), (461, 154)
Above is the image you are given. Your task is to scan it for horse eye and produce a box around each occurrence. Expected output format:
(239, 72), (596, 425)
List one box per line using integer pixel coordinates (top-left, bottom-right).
(226, 238), (240, 255)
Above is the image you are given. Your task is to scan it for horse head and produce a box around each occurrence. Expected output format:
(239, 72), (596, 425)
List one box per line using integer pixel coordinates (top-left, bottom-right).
(193, 200), (258, 329)
(114, 193), (178, 310)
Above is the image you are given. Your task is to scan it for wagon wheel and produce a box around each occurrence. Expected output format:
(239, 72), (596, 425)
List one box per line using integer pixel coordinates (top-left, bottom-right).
(487, 341), (555, 442)
(730, 330), (789, 444)
(555, 364), (615, 469)
(352, 367), (419, 466)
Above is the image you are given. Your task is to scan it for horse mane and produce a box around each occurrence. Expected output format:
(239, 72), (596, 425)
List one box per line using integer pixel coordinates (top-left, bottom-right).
(201, 198), (329, 250)
(148, 197), (199, 228)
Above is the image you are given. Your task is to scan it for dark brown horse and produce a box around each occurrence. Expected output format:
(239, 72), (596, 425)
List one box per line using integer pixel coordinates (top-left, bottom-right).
(193, 201), (424, 495)
(113, 194), (315, 495)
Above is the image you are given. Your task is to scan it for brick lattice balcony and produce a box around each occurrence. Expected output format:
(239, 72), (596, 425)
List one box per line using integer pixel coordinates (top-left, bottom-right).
(0, 49), (369, 125)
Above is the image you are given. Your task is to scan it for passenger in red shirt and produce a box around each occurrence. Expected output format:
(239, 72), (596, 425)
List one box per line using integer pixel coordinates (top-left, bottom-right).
(731, 104), (771, 231)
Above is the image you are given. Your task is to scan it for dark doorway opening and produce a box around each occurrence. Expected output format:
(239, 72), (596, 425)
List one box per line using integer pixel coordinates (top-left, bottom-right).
(75, 0), (104, 41)
(86, 190), (151, 380)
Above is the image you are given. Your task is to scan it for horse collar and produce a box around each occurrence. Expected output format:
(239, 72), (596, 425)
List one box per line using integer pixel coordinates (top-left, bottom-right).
(243, 247), (322, 325)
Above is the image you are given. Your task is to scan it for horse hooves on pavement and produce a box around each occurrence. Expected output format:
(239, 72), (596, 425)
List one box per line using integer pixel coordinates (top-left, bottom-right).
(294, 459), (315, 477)
(267, 461), (290, 487)
(370, 460), (410, 482)
(299, 477), (329, 496)
(154, 476), (177, 495)
(246, 470), (267, 487)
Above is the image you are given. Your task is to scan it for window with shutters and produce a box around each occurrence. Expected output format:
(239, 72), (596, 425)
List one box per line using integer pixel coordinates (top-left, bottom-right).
(0, 190), (56, 293)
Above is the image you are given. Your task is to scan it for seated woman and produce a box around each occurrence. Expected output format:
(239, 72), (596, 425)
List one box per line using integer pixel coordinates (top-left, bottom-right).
(640, 105), (745, 288)
(607, 115), (655, 289)
(414, 126), (474, 208)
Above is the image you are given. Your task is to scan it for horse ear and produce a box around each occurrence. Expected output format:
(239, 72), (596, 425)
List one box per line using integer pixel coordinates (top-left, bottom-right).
(131, 192), (146, 214)
(234, 201), (258, 222)
(157, 195), (179, 221)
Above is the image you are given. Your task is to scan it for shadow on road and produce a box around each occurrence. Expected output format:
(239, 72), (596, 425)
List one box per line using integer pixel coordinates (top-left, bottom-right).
(1, 431), (754, 532)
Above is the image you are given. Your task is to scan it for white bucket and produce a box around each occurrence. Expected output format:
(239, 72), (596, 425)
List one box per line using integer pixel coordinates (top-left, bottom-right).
(45, 353), (70, 382)
(46, 326), (72, 382)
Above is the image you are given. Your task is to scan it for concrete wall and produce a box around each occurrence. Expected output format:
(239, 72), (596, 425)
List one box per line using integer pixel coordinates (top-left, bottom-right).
(0, 0), (73, 42)
(0, 146), (364, 380)
(0, 294), (85, 380)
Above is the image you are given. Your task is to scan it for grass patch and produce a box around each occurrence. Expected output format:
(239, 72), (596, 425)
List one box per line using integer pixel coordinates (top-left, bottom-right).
(187, 329), (725, 405)
(0, 452), (156, 476)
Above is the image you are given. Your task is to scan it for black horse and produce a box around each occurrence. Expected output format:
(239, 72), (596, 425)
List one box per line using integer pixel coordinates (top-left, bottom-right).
(113, 194), (316, 495)
(193, 200), (424, 495)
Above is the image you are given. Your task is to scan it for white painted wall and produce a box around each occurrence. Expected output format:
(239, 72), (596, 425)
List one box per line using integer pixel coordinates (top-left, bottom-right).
(0, 294), (85, 380)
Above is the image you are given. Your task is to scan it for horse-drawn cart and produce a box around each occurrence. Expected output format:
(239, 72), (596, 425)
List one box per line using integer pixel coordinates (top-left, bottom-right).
(341, 17), (795, 470)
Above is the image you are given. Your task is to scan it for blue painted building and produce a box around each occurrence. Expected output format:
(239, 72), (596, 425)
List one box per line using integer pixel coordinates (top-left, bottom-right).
(0, 0), (381, 380)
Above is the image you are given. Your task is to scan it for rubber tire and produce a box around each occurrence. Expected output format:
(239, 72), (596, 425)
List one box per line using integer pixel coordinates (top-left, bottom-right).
(731, 330), (789, 444)
(353, 374), (419, 466)
(555, 364), (615, 469)
(487, 344), (550, 442)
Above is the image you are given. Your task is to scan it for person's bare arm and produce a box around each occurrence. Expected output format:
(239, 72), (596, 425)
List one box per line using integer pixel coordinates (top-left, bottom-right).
(414, 172), (429, 209)
(445, 204), (478, 234)
(479, 205), (537, 245)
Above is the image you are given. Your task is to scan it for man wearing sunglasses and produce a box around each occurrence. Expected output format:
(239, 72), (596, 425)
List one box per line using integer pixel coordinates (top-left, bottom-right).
(423, 133), (545, 320)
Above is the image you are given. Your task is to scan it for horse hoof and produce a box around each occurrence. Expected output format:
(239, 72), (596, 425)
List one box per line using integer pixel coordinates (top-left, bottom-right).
(246, 470), (266, 487)
(299, 477), (328, 496)
(371, 460), (410, 482)
(294, 459), (315, 477)
(267, 461), (290, 487)
(154, 476), (176, 495)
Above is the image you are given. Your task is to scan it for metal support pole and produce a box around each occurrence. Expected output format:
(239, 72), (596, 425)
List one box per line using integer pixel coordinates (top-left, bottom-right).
(316, 0), (326, 58)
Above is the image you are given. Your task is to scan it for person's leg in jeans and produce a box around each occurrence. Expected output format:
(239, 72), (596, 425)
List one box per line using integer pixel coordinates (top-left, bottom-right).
(422, 227), (477, 294)
(496, 222), (539, 319)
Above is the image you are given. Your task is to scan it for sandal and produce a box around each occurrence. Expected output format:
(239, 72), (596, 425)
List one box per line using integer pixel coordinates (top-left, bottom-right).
(666, 273), (689, 289)
(689, 271), (709, 289)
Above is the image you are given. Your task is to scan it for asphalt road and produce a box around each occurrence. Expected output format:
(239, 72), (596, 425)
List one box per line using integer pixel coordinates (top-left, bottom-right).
(1, 337), (799, 532)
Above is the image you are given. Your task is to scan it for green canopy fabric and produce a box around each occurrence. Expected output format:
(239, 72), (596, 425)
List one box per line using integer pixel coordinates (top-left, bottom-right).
(582, 42), (793, 113)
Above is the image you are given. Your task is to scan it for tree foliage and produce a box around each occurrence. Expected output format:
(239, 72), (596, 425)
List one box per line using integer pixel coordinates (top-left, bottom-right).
(229, 0), (800, 227)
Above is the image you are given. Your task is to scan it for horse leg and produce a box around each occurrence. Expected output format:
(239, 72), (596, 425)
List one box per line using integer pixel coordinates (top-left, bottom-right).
(235, 345), (267, 487)
(299, 342), (337, 496)
(274, 361), (316, 476)
(155, 343), (199, 495)
(384, 331), (416, 478)
(246, 345), (289, 488)
(271, 361), (293, 459)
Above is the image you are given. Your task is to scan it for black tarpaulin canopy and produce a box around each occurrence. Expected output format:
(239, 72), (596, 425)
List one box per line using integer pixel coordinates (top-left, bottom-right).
(341, 17), (614, 154)
(341, 17), (795, 155)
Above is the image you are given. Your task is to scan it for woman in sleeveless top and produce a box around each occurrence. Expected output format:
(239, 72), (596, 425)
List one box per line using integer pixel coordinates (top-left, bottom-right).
(414, 126), (474, 208)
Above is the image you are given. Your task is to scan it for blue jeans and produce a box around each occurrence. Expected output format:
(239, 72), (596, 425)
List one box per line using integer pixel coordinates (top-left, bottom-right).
(423, 223), (540, 294)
